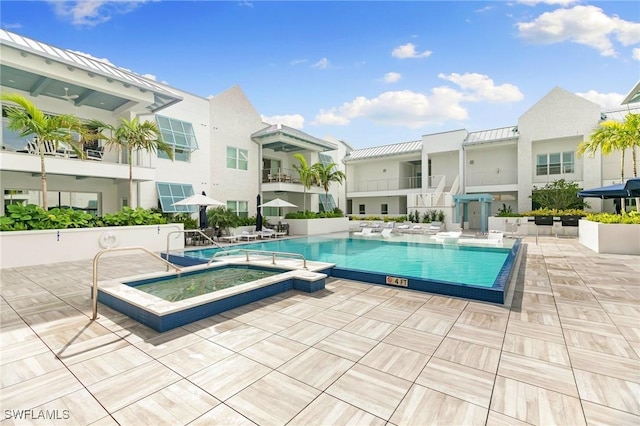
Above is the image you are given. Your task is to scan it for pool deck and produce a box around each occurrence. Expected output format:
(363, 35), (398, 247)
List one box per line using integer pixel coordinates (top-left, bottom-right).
(1, 236), (638, 425)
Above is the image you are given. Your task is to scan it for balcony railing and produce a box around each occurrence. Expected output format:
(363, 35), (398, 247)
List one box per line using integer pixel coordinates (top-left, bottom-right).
(348, 175), (442, 193)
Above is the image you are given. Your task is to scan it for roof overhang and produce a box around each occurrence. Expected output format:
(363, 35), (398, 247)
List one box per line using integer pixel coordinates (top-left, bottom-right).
(0, 30), (182, 114)
(622, 81), (640, 105)
(252, 124), (337, 153)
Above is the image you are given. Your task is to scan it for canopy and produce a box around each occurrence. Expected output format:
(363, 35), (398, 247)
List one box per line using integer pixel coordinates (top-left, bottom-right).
(172, 193), (225, 206)
(258, 198), (298, 208)
(578, 178), (640, 199)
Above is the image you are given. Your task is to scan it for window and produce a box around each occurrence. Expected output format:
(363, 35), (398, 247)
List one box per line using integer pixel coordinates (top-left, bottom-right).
(156, 115), (198, 162)
(381, 204), (388, 215)
(319, 194), (336, 212)
(227, 147), (248, 170)
(359, 204), (365, 215)
(536, 152), (574, 176)
(156, 182), (195, 213)
(3, 189), (99, 215)
(227, 200), (248, 218)
(319, 153), (334, 167)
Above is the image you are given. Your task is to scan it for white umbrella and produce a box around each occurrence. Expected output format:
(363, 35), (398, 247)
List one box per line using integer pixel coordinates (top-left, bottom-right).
(172, 194), (225, 207)
(259, 198), (298, 219)
(258, 198), (298, 208)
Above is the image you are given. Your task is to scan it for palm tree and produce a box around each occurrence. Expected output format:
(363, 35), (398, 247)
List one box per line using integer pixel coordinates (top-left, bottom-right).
(1, 93), (86, 210)
(577, 113), (640, 211)
(292, 153), (318, 212)
(91, 117), (173, 208)
(313, 161), (346, 211)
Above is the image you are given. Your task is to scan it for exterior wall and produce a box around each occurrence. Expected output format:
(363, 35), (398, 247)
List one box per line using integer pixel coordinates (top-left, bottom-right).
(351, 196), (404, 216)
(517, 87), (601, 212)
(465, 143), (518, 187)
(210, 86), (264, 215)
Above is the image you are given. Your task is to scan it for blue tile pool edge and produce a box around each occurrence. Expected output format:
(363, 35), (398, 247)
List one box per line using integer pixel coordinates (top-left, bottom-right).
(97, 264), (327, 332)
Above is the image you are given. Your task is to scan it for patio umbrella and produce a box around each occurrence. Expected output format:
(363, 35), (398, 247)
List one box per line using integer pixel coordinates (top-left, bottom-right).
(259, 198), (298, 218)
(172, 191), (224, 229)
(171, 193), (225, 206)
(255, 194), (263, 232)
(578, 178), (640, 199)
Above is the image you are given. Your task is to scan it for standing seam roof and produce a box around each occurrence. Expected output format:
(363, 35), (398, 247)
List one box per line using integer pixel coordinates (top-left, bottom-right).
(344, 140), (422, 161)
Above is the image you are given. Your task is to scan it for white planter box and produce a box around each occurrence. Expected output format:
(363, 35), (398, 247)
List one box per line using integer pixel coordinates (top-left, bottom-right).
(579, 219), (640, 255)
(287, 217), (350, 235)
(0, 224), (184, 269)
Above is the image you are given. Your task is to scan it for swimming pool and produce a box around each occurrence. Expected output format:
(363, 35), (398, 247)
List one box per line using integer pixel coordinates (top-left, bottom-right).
(97, 262), (328, 332)
(180, 235), (521, 304)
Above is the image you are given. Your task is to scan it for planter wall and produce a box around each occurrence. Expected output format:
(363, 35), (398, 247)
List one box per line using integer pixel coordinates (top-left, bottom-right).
(579, 219), (640, 255)
(0, 224), (184, 269)
(286, 217), (349, 235)
(488, 216), (579, 237)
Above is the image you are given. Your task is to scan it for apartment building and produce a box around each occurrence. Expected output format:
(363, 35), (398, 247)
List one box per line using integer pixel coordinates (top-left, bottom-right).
(0, 30), (349, 219)
(345, 85), (640, 230)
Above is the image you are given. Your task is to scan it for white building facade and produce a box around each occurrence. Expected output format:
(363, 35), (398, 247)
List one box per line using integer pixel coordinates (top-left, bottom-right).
(0, 30), (349, 222)
(345, 86), (639, 230)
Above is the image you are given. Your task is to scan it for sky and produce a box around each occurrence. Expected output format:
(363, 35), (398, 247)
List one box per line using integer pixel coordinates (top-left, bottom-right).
(1, 1), (639, 149)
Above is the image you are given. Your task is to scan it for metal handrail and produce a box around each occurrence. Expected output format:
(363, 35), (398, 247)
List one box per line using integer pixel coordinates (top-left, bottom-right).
(91, 246), (181, 320)
(166, 229), (226, 270)
(208, 249), (307, 269)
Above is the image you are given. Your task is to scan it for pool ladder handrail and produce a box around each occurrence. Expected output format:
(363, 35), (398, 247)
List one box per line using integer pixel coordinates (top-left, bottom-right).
(91, 246), (182, 320)
(208, 249), (307, 270)
(166, 229), (227, 270)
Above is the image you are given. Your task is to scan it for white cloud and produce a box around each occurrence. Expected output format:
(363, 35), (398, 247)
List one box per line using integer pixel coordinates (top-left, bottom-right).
(290, 59), (308, 66)
(575, 90), (625, 108)
(633, 48), (640, 61)
(69, 49), (116, 66)
(383, 72), (402, 83)
(517, 5), (640, 57)
(261, 114), (305, 129)
(438, 73), (524, 103)
(391, 43), (432, 59)
(238, 1), (253, 7)
(312, 73), (522, 128)
(47, 1), (149, 27)
(517, 0), (579, 6)
(2, 23), (23, 30)
(313, 57), (330, 69)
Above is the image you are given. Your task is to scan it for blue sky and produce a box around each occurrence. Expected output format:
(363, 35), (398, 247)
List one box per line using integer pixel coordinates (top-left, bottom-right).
(1, 1), (639, 149)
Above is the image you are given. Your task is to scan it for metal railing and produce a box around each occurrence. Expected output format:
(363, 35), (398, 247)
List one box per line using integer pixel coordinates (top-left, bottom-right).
(165, 229), (226, 270)
(91, 246), (181, 320)
(208, 249), (307, 269)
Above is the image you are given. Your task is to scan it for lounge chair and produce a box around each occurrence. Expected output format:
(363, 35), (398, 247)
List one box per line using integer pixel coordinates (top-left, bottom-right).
(354, 227), (373, 236)
(410, 225), (424, 234)
(432, 231), (461, 244)
(396, 223), (411, 233)
(379, 228), (393, 238)
(258, 229), (276, 239)
(427, 221), (443, 234)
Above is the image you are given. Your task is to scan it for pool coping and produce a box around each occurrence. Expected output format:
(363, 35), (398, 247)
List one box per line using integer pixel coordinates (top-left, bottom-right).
(97, 258), (331, 332)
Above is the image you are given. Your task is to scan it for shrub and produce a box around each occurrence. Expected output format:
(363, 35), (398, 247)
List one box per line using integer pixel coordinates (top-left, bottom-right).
(101, 207), (167, 226)
(530, 179), (589, 210)
(0, 204), (99, 231)
(586, 211), (640, 224)
(520, 208), (588, 217)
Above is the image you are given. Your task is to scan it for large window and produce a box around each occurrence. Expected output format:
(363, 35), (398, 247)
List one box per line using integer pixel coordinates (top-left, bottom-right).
(156, 182), (195, 213)
(381, 204), (388, 215)
(319, 153), (334, 167)
(536, 152), (574, 176)
(227, 147), (248, 170)
(319, 194), (336, 212)
(3, 189), (99, 214)
(227, 200), (248, 218)
(156, 116), (198, 162)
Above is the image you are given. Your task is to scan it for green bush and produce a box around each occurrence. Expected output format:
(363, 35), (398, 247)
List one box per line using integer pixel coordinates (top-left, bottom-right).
(586, 211), (640, 224)
(0, 204), (99, 231)
(285, 209), (344, 219)
(530, 179), (589, 210)
(519, 208), (588, 217)
(101, 207), (167, 226)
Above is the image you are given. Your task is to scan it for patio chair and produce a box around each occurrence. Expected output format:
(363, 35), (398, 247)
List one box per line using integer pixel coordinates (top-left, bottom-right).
(427, 221), (443, 234)
(354, 227), (373, 236)
(379, 228), (393, 238)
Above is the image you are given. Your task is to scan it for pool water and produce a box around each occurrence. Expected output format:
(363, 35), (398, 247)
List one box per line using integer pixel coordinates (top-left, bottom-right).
(129, 267), (282, 302)
(184, 236), (510, 288)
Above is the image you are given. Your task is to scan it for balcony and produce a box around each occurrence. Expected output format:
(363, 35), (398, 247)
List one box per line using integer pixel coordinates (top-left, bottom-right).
(261, 168), (323, 194)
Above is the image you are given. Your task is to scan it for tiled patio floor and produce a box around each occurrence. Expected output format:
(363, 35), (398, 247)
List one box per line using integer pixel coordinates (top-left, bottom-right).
(1, 237), (638, 425)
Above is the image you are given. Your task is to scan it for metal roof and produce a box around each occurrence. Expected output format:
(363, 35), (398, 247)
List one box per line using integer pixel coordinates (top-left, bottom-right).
(464, 126), (519, 145)
(252, 123), (337, 152)
(0, 29), (182, 112)
(622, 81), (640, 105)
(601, 104), (640, 122)
(343, 140), (422, 161)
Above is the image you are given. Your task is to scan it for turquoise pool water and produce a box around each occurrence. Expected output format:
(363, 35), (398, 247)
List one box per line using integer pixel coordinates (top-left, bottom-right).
(130, 267), (282, 302)
(183, 236), (510, 287)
